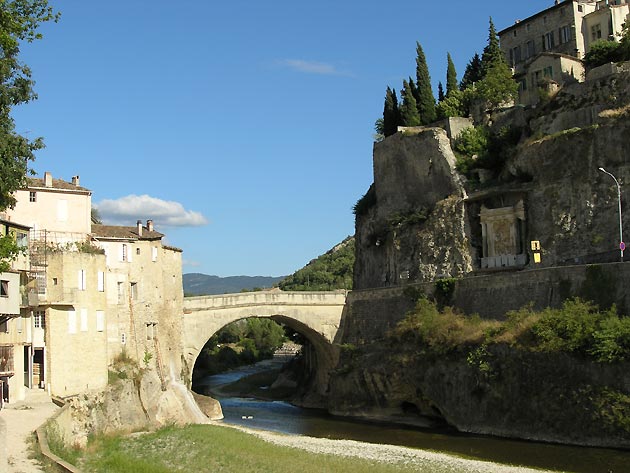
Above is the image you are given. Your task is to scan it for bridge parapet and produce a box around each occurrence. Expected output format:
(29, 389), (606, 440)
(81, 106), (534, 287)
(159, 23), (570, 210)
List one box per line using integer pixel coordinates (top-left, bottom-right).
(183, 290), (347, 311)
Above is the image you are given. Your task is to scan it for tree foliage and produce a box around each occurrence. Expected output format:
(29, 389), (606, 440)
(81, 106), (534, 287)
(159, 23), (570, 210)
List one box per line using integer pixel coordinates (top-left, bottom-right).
(437, 81), (445, 103)
(474, 61), (519, 109)
(382, 86), (399, 137)
(460, 53), (483, 91)
(279, 237), (354, 291)
(446, 52), (458, 97)
(414, 42), (436, 124)
(481, 17), (503, 76)
(0, 0), (58, 211)
(0, 232), (23, 272)
(399, 79), (421, 126)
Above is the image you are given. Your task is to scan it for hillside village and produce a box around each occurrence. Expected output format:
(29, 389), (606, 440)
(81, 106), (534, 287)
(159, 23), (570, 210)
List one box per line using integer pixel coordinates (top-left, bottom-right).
(0, 172), (185, 405)
(1, 0), (630, 469)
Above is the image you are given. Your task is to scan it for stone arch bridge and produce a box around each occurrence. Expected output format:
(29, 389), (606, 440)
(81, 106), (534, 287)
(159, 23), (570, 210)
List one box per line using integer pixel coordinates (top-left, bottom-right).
(182, 290), (347, 393)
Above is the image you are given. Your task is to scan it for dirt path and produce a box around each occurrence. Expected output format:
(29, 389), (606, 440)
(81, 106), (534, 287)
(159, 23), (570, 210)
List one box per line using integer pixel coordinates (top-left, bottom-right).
(0, 389), (58, 473)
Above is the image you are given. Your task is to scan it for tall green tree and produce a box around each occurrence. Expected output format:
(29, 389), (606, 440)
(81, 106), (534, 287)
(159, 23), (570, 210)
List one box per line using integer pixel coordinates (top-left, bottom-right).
(0, 0), (58, 271)
(0, 0), (58, 211)
(414, 42), (436, 125)
(460, 53), (483, 90)
(437, 82), (445, 102)
(481, 17), (504, 75)
(446, 53), (458, 97)
(382, 86), (400, 137)
(400, 79), (421, 126)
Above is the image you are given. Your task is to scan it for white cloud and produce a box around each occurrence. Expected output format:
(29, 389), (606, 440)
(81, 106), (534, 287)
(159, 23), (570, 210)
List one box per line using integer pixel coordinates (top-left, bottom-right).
(95, 194), (209, 227)
(183, 259), (201, 267)
(278, 59), (351, 76)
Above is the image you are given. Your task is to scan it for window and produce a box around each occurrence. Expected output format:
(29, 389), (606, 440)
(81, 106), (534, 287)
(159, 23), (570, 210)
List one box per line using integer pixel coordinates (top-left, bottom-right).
(34, 310), (45, 329)
(57, 199), (68, 222)
(136, 248), (140, 255)
(544, 66), (553, 78)
(80, 309), (88, 332)
(96, 311), (105, 332)
(52, 278), (58, 286)
(68, 310), (77, 334)
(0, 280), (8, 297)
(121, 244), (128, 262)
(578, 4), (583, 12)
(526, 40), (536, 59)
(117, 282), (125, 304)
(0, 320), (8, 333)
(29, 191), (37, 202)
(591, 24), (602, 41)
(152, 247), (158, 262)
(78, 269), (87, 291)
(526, 23), (531, 32)
(513, 29), (517, 37)
(146, 323), (156, 340)
(130, 282), (138, 301)
(15, 232), (27, 248)
(121, 333), (126, 345)
(559, 25), (572, 44)
(519, 78), (527, 91)
(97, 271), (104, 292)
(510, 46), (522, 66)
(543, 32), (555, 51)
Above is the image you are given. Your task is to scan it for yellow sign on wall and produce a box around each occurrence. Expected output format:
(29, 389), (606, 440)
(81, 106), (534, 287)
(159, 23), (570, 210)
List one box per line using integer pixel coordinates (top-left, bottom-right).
(531, 240), (541, 251)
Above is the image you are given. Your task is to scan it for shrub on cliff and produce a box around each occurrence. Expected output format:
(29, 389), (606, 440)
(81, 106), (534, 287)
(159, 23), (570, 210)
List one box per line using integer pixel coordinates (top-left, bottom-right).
(391, 298), (630, 363)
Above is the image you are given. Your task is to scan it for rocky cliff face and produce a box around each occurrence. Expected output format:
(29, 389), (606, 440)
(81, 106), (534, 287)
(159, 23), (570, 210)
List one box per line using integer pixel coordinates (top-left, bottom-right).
(65, 369), (222, 447)
(354, 128), (474, 289)
(328, 342), (630, 448)
(333, 66), (630, 448)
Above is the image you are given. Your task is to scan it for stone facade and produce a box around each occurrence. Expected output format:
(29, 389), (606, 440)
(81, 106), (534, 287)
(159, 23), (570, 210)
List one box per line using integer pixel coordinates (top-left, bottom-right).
(0, 173), (185, 404)
(499, 0), (630, 105)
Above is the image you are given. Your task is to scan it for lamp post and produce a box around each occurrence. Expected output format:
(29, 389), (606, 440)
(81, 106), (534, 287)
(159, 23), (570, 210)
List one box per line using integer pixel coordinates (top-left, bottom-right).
(598, 167), (624, 262)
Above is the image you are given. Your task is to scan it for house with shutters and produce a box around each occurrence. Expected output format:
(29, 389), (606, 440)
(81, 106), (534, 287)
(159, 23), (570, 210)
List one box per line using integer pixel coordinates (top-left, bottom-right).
(498, 0), (630, 105)
(0, 172), (183, 401)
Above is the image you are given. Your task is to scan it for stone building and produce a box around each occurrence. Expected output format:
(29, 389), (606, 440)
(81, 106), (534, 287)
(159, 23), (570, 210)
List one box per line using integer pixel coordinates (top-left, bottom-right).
(0, 172), (184, 401)
(498, 0), (630, 105)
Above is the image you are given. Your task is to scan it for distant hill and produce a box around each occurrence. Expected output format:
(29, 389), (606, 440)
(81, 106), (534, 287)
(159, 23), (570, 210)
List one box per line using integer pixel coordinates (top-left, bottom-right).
(183, 273), (285, 296)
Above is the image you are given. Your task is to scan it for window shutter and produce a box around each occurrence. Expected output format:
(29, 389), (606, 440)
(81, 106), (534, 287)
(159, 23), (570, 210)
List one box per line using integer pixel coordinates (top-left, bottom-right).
(68, 310), (77, 334)
(97, 271), (104, 292)
(96, 311), (105, 332)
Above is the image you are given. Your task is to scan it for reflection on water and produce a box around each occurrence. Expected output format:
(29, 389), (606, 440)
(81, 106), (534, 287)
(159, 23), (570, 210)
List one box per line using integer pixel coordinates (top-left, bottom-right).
(197, 358), (630, 473)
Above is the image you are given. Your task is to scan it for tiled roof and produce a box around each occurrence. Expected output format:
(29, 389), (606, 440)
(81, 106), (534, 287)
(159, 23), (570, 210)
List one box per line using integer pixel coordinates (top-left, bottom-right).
(27, 177), (91, 192)
(91, 224), (164, 240)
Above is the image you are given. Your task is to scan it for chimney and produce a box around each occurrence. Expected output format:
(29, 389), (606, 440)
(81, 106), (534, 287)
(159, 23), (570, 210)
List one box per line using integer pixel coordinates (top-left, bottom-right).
(147, 220), (154, 232)
(137, 220), (143, 237)
(44, 172), (52, 187)
(72, 175), (80, 186)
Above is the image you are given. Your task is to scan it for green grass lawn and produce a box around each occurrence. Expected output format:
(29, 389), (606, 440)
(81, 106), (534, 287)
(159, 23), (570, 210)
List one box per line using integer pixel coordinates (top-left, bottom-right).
(74, 424), (458, 473)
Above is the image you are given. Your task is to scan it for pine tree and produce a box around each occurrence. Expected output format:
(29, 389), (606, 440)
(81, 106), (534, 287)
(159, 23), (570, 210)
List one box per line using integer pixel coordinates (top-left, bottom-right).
(408, 77), (419, 105)
(446, 53), (458, 97)
(438, 82), (445, 102)
(382, 86), (400, 137)
(414, 42), (436, 125)
(399, 79), (421, 127)
(481, 17), (505, 75)
(460, 53), (483, 90)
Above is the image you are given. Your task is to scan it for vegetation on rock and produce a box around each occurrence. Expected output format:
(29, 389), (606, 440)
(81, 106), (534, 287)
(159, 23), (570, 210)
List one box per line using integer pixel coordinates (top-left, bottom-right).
(279, 236), (354, 291)
(391, 297), (630, 363)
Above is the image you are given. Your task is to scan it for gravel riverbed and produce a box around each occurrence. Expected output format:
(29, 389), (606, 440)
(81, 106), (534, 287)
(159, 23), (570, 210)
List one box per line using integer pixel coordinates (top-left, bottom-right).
(224, 422), (556, 473)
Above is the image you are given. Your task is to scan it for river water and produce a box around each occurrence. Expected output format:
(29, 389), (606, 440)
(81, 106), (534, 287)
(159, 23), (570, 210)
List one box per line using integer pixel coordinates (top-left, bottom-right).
(195, 356), (630, 473)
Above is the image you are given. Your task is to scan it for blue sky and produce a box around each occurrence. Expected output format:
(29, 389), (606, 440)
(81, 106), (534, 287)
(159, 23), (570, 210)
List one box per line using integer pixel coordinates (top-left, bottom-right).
(12, 0), (555, 277)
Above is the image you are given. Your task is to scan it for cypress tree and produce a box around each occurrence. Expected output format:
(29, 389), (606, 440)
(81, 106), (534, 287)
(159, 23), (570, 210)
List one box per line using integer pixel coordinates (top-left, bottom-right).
(382, 86), (400, 137)
(460, 53), (483, 90)
(446, 53), (458, 97)
(399, 79), (421, 127)
(415, 42), (436, 125)
(438, 82), (445, 103)
(481, 17), (505, 75)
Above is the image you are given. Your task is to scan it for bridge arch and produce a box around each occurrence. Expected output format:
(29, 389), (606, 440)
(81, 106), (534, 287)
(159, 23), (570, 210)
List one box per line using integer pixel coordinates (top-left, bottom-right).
(182, 290), (347, 397)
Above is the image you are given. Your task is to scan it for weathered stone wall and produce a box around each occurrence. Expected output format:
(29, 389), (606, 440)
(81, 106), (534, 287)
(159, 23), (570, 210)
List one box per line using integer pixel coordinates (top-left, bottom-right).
(343, 262), (630, 347)
(328, 342), (630, 448)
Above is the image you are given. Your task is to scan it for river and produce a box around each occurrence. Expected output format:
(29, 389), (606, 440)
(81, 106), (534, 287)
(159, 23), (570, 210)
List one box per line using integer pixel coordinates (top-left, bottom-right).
(194, 356), (630, 473)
